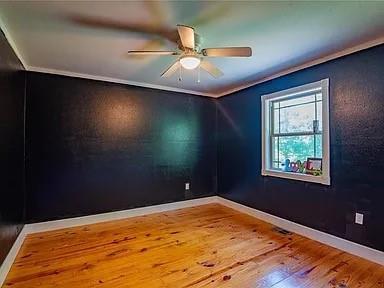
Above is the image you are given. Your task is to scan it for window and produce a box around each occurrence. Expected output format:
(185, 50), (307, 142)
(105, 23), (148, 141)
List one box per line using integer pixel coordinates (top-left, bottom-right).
(261, 79), (330, 185)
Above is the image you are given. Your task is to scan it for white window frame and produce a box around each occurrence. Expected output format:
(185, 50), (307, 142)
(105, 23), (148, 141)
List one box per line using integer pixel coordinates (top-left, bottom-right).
(261, 79), (330, 185)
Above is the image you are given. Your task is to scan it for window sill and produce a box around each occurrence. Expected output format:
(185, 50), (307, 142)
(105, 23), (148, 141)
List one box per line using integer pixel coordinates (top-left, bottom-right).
(261, 169), (330, 185)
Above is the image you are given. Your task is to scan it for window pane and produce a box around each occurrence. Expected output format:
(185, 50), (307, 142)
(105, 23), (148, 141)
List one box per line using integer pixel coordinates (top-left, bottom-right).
(278, 135), (315, 163)
(279, 103), (315, 133)
(278, 94), (316, 108)
(271, 136), (279, 168)
(315, 134), (322, 158)
(273, 101), (279, 110)
(273, 108), (279, 134)
(316, 101), (322, 131)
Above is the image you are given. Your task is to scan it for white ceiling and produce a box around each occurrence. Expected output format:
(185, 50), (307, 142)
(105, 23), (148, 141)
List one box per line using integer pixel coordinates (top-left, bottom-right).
(0, 1), (383, 97)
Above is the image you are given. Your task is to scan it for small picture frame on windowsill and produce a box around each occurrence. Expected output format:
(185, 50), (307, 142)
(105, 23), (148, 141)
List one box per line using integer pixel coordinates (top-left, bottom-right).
(306, 158), (322, 176)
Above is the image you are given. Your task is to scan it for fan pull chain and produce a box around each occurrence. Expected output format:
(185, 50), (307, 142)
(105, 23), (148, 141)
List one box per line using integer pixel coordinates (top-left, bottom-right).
(197, 63), (201, 83)
(178, 65), (182, 82)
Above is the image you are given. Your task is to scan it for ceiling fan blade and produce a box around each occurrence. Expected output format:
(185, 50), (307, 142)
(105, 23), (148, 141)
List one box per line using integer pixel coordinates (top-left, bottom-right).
(128, 51), (178, 56)
(129, 39), (164, 57)
(144, 1), (167, 26)
(161, 61), (181, 77)
(70, 15), (179, 44)
(201, 47), (252, 57)
(189, 3), (230, 27)
(200, 60), (223, 78)
(177, 24), (195, 50)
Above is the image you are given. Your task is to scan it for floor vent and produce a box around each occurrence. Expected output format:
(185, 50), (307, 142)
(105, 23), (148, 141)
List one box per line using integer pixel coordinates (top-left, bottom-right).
(273, 226), (292, 235)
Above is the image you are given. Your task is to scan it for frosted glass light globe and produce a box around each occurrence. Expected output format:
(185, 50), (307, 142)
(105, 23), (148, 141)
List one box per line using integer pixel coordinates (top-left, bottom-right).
(179, 56), (200, 70)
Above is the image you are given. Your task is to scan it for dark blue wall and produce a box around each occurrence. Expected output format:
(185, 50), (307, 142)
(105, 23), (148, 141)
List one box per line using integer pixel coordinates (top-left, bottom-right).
(26, 73), (217, 222)
(0, 32), (25, 264)
(217, 44), (384, 251)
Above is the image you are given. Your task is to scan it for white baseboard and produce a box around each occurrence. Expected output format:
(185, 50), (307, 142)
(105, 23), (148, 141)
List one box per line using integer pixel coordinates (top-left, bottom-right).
(0, 196), (217, 286)
(0, 227), (27, 286)
(216, 196), (384, 266)
(1, 195), (382, 286)
(24, 196), (218, 234)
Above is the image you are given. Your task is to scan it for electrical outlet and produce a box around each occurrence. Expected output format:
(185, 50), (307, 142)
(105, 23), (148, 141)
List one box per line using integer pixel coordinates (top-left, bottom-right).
(355, 213), (364, 225)
(185, 183), (190, 190)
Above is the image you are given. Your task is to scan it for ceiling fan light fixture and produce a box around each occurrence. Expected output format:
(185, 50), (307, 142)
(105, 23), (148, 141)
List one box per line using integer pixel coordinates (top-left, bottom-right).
(179, 56), (200, 70)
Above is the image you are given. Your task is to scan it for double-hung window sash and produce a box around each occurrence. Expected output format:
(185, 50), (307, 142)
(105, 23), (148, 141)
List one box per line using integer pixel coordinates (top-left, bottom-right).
(269, 89), (323, 170)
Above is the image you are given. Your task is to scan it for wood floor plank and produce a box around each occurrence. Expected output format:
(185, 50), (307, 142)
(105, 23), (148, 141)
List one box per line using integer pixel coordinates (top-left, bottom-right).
(2, 204), (383, 287)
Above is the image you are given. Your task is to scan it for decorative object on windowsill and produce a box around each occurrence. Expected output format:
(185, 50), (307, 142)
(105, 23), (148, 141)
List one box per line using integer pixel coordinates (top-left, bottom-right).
(300, 161), (307, 173)
(289, 161), (300, 173)
(296, 160), (306, 174)
(305, 158), (322, 176)
(282, 159), (306, 173)
(284, 159), (291, 172)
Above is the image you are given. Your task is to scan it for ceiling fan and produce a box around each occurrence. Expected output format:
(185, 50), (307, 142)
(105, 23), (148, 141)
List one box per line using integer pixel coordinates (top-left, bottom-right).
(127, 24), (252, 79)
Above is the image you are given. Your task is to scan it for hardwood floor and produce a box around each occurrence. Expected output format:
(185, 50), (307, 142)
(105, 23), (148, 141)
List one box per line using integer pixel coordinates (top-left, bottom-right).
(3, 204), (383, 287)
